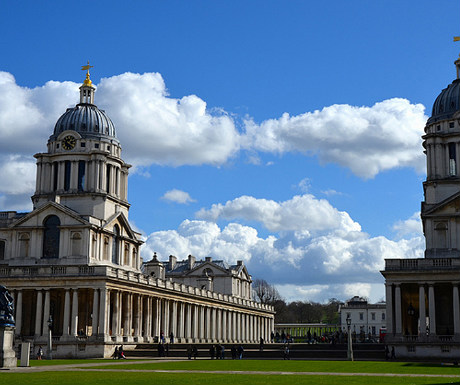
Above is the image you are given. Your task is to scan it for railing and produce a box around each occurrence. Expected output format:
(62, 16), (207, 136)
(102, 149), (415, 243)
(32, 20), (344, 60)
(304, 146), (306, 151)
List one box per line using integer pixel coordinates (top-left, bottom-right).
(385, 257), (460, 271)
(0, 264), (274, 312)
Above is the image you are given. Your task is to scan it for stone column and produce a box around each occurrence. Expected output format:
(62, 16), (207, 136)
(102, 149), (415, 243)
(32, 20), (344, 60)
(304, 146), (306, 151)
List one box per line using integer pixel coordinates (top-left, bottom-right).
(232, 311), (237, 342)
(192, 304), (198, 341)
(184, 304), (191, 342)
(453, 284), (460, 335)
(112, 291), (119, 338)
(428, 284), (436, 335)
(15, 290), (22, 336)
(70, 161), (78, 190)
(170, 301), (177, 341)
(385, 284), (393, 335)
(178, 303), (185, 341)
(123, 293), (129, 337)
(198, 306), (204, 341)
(394, 284), (402, 335)
(142, 297), (150, 340)
(153, 298), (161, 339)
(92, 289), (99, 336)
(216, 308), (222, 341)
(62, 289), (71, 337)
(34, 290), (43, 338)
(133, 295), (141, 339)
(98, 288), (108, 337)
(71, 288), (79, 337)
(205, 307), (211, 341)
(162, 299), (170, 338)
(418, 285), (426, 336)
(42, 289), (50, 337)
(211, 307), (216, 342)
(221, 309), (227, 342)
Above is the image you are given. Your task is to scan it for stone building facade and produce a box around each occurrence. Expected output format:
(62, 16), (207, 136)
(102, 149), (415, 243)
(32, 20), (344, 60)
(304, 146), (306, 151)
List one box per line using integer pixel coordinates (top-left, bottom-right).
(0, 68), (274, 358)
(381, 55), (460, 359)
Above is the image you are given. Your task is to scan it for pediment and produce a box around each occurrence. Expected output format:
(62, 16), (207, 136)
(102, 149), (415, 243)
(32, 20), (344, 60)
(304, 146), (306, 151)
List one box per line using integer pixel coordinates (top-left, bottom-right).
(10, 202), (89, 228)
(102, 212), (142, 243)
(187, 261), (230, 277)
(423, 191), (460, 216)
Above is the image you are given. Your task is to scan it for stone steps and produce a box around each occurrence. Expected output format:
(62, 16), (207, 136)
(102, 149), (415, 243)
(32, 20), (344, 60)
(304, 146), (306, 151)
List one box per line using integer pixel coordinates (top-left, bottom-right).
(126, 343), (385, 360)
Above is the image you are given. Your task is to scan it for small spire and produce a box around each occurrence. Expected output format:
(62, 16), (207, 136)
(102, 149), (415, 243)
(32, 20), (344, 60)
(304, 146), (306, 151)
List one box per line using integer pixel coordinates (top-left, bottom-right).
(79, 61), (95, 104)
(81, 60), (94, 86)
(454, 37), (460, 79)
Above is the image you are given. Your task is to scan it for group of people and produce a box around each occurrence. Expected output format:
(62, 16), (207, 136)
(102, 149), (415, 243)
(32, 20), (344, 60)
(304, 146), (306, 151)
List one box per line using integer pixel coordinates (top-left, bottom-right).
(208, 344), (225, 359)
(384, 345), (396, 360)
(113, 345), (127, 359)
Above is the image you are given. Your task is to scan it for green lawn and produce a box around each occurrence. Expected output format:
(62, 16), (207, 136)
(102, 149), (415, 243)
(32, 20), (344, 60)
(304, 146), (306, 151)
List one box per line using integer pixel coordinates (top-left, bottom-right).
(84, 359), (460, 376)
(2, 360), (459, 385)
(0, 371), (459, 385)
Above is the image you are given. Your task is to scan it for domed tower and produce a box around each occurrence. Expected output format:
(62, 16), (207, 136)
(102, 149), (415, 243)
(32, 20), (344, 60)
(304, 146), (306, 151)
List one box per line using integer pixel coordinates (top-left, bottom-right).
(32, 64), (131, 220)
(422, 55), (460, 258)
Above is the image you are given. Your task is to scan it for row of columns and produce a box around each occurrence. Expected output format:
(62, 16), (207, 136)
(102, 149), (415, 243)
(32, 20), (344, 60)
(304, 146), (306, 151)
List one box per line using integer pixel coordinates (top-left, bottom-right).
(35, 157), (128, 201)
(386, 283), (460, 336)
(13, 287), (274, 344)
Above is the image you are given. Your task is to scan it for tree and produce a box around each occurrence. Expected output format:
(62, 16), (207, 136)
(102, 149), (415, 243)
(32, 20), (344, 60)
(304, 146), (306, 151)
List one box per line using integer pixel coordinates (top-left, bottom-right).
(252, 279), (282, 305)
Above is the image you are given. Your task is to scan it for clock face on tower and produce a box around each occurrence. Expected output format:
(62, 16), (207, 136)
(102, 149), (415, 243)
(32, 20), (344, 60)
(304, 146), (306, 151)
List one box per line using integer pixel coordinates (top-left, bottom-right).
(62, 135), (76, 150)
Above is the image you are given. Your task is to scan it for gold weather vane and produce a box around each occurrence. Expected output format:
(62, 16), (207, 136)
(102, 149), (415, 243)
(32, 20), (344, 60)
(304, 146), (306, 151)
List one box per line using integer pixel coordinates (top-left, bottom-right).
(81, 61), (94, 86)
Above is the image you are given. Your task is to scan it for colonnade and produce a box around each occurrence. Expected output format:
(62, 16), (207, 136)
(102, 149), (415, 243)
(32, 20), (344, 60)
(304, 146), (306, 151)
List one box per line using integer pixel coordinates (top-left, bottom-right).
(13, 287), (274, 344)
(385, 282), (460, 338)
(35, 156), (128, 201)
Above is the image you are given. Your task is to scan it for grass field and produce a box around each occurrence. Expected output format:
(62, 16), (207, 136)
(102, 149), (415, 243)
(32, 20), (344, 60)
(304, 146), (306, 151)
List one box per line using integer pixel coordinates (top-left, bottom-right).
(1, 359), (459, 385)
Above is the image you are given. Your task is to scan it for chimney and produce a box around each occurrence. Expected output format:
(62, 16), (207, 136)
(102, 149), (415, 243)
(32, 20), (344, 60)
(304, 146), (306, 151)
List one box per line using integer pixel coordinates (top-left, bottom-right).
(169, 255), (177, 270)
(205, 257), (212, 262)
(237, 260), (243, 266)
(188, 254), (196, 269)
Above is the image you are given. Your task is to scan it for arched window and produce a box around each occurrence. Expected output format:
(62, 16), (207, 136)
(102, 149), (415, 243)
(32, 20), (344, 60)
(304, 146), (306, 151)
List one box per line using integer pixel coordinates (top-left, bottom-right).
(124, 244), (129, 265)
(112, 225), (120, 265)
(103, 236), (109, 260)
(43, 216), (60, 258)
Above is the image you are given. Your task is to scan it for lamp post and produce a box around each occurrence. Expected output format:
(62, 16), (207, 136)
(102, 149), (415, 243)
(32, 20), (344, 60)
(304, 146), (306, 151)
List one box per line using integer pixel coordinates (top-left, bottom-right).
(346, 315), (354, 361)
(47, 315), (53, 360)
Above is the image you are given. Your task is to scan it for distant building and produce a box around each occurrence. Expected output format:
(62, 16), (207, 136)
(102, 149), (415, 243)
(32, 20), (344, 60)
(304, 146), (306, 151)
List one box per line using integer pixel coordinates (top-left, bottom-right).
(339, 296), (386, 340)
(150, 254), (252, 300)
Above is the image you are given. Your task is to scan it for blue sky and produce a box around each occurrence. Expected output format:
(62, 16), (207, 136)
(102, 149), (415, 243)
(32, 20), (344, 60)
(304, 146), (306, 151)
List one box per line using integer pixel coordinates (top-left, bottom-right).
(0, 0), (458, 303)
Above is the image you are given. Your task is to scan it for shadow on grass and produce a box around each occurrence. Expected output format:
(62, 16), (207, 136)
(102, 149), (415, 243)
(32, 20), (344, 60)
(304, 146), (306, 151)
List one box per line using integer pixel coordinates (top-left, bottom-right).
(402, 362), (459, 369)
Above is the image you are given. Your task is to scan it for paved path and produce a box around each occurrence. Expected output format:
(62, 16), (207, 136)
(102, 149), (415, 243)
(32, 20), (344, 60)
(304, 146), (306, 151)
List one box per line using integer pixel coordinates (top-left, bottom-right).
(1, 359), (459, 379)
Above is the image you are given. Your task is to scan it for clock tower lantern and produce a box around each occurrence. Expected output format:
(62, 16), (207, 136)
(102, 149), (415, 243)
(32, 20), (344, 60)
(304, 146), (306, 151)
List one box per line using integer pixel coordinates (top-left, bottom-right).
(32, 64), (131, 221)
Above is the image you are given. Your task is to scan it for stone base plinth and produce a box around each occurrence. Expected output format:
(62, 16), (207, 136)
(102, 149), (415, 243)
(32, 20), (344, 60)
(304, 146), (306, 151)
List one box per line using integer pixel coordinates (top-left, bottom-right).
(0, 327), (17, 368)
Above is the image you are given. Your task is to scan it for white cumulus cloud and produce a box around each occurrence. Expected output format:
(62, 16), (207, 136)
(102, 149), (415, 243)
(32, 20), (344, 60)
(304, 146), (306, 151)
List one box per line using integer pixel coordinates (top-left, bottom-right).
(161, 189), (196, 204)
(142, 196), (425, 303)
(243, 98), (427, 178)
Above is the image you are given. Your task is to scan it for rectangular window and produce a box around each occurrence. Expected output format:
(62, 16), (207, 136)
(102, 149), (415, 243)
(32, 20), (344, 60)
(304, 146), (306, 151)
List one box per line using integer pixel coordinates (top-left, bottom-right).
(359, 313), (363, 321)
(449, 142), (457, 176)
(78, 160), (86, 191)
(382, 313), (386, 321)
(64, 160), (71, 191)
(371, 312), (375, 321)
